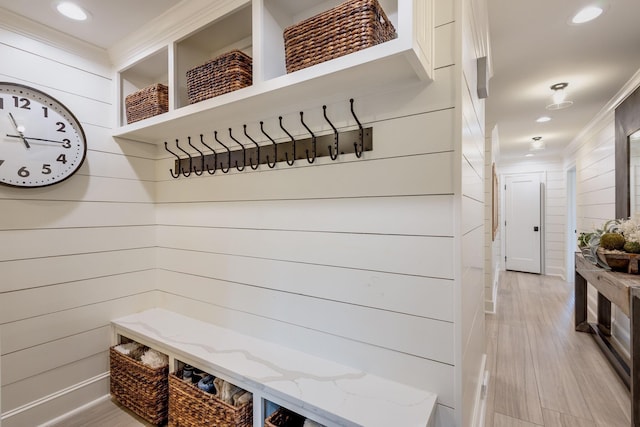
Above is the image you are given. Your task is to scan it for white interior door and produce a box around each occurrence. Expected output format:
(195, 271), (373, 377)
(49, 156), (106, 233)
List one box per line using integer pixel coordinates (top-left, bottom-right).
(505, 173), (541, 273)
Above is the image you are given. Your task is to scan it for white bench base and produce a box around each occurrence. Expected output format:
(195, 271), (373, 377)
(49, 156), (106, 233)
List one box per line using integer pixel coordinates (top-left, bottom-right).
(111, 308), (437, 427)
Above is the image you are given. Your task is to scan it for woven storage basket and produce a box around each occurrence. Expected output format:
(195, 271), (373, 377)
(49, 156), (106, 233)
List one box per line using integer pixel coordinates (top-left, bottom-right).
(168, 371), (253, 427)
(186, 50), (252, 104)
(109, 346), (169, 426)
(125, 83), (169, 124)
(283, 0), (397, 73)
(265, 407), (307, 427)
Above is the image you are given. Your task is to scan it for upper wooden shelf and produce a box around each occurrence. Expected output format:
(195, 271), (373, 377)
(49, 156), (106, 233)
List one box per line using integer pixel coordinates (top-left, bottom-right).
(111, 0), (433, 144)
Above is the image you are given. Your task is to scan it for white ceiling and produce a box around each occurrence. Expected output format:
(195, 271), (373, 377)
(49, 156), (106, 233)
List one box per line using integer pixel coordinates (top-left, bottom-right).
(1, 0), (639, 163)
(0, 0), (179, 49)
(487, 0), (640, 162)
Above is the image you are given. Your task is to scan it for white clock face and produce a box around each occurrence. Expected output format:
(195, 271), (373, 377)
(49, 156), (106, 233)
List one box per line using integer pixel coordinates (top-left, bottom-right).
(0, 82), (87, 188)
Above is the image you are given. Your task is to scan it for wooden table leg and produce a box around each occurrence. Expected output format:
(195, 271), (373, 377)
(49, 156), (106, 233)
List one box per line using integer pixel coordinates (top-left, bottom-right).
(598, 292), (612, 336)
(630, 287), (640, 426)
(575, 272), (590, 332)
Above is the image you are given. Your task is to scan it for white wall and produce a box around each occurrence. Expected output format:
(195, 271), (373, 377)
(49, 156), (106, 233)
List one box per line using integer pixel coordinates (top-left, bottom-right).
(0, 12), (157, 427)
(485, 126), (500, 312)
(458, 0), (488, 424)
(564, 110), (630, 352)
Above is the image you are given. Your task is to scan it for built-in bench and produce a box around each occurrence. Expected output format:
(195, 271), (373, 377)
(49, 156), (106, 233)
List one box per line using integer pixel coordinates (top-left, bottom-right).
(111, 308), (437, 427)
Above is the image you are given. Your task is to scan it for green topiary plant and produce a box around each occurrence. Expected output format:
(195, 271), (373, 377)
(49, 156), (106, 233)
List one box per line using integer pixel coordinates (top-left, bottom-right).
(600, 232), (626, 250)
(624, 241), (640, 254)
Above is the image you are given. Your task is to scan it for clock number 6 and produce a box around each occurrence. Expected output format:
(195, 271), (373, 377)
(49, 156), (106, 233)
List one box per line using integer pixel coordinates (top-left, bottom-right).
(18, 166), (30, 177)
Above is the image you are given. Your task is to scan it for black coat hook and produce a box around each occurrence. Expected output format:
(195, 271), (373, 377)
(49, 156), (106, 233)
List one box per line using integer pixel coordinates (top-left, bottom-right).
(279, 116), (296, 166)
(164, 141), (181, 179)
(350, 98), (364, 158)
(188, 136), (204, 176)
(244, 124), (260, 170)
(200, 134), (217, 174)
(175, 139), (192, 177)
(228, 128), (245, 172)
(323, 105), (339, 160)
(261, 121), (277, 169)
(300, 111), (316, 164)
(214, 131), (231, 174)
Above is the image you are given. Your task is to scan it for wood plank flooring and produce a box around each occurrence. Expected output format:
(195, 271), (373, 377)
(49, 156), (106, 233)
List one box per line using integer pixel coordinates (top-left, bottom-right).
(51, 270), (630, 427)
(485, 271), (631, 427)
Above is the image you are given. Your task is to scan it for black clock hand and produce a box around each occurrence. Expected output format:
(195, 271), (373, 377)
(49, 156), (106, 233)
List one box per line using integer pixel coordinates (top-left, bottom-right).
(7, 113), (30, 149)
(5, 134), (66, 144)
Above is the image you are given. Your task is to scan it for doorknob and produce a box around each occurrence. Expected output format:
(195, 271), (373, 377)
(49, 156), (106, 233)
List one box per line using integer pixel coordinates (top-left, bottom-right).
(534, 226), (539, 232)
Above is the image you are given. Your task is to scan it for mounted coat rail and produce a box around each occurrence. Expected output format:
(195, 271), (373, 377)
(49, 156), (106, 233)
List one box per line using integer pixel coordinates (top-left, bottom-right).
(164, 99), (372, 178)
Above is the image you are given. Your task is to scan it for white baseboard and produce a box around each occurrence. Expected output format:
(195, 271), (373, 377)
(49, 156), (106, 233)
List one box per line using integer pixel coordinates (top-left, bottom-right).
(38, 394), (111, 427)
(0, 372), (108, 425)
(471, 355), (489, 427)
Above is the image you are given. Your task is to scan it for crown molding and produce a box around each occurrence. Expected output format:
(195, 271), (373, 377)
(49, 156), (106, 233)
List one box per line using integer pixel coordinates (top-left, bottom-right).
(563, 68), (640, 159)
(0, 7), (110, 75)
(108, 0), (244, 69)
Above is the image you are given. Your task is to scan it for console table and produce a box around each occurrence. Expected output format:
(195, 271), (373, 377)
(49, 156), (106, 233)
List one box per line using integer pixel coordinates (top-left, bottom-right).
(575, 252), (640, 425)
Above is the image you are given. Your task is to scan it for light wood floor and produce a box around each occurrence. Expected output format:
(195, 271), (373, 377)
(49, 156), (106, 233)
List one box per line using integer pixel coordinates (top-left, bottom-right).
(51, 271), (631, 427)
(485, 270), (631, 427)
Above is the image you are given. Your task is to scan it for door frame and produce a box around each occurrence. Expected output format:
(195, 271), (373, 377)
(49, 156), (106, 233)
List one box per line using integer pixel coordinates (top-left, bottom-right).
(500, 171), (546, 274)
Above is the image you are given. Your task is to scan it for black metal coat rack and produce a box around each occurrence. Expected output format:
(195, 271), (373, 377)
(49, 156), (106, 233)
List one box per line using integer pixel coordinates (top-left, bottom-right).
(164, 99), (372, 178)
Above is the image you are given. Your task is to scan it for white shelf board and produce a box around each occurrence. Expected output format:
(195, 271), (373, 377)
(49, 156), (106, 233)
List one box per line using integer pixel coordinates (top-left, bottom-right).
(113, 39), (428, 144)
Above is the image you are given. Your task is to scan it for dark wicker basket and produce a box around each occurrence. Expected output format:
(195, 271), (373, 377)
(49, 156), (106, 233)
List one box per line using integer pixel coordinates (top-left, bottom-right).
(168, 371), (253, 427)
(265, 407), (307, 427)
(125, 83), (169, 124)
(186, 50), (252, 104)
(109, 346), (169, 426)
(283, 0), (397, 73)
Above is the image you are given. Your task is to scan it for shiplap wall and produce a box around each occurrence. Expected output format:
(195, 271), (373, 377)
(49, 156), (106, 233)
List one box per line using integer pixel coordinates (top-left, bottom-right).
(498, 160), (566, 279)
(152, 0), (484, 425)
(566, 111), (632, 352)
(0, 13), (157, 427)
(485, 127), (500, 312)
(458, 0), (487, 424)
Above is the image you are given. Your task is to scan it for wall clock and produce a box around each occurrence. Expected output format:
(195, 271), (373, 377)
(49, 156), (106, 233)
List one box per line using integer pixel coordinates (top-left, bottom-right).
(0, 82), (87, 188)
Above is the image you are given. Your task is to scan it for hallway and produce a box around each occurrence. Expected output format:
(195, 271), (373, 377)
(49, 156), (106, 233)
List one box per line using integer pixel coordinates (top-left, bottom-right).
(485, 271), (631, 426)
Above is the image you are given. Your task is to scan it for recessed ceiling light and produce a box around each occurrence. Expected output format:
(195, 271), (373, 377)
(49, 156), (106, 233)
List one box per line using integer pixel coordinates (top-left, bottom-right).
(571, 6), (603, 24)
(56, 2), (88, 21)
(536, 116), (551, 123)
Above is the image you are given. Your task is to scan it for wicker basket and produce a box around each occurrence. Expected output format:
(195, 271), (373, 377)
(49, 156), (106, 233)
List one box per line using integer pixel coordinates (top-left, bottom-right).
(109, 346), (169, 426)
(125, 83), (169, 124)
(168, 371), (253, 427)
(186, 50), (252, 104)
(265, 407), (307, 427)
(283, 0), (397, 73)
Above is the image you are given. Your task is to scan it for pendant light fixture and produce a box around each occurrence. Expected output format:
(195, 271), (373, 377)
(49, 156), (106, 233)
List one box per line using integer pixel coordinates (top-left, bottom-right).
(530, 136), (545, 151)
(546, 82), (573, 110)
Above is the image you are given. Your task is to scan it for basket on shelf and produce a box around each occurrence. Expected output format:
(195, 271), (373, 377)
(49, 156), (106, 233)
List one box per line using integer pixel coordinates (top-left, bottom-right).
(264, 407), (307, 427)
(168, 371), (253, 427)
(109, 346), (169, 426)
(283, 0), (397, 74)
(124, 83), (169, 124)
(186, 50), (253, 105)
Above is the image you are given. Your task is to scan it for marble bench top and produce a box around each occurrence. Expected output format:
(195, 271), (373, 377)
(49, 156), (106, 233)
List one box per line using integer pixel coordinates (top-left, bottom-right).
(112, 308), (437, 427)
